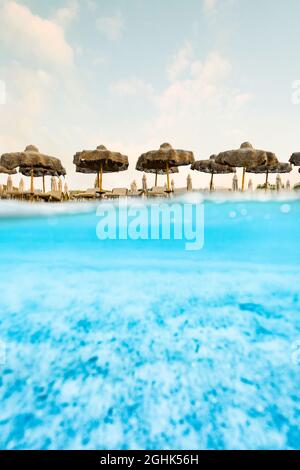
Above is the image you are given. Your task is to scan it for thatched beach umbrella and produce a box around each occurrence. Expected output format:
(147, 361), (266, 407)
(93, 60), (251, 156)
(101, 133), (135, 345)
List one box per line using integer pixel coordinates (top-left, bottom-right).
(289, 153), (300, 166)
(215, 142), (271, 191)
(136, 143), (194, 192)
(1, 145), (66, 193)
(290, 153), (300, 186)
(247, 162), (291, 188)
(191, 156), (236, 192)
(74, 145), (128, 193)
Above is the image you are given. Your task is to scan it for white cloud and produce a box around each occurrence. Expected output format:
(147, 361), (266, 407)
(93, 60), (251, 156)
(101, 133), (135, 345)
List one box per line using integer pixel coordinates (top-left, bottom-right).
(54, 0), (79, 29)
(0, 2), (112, 190)
(0, 80), (6, 105)
(0, 58), (108, 190)
(92, 54), (106, 66)
(0, 64), (55, 149)
(104, 45), (256, 189)
(155, 51), (232, 113)
(233, 92), (253, 107)
(203, 0), (218, 12)
(85, 0), (97, 12)
(143, 48), (254, 164)
(0, 1), (74, 68)
(167, 42), (193, 81)
(96, 14), (124, 41)
(110, 78), (154, 97)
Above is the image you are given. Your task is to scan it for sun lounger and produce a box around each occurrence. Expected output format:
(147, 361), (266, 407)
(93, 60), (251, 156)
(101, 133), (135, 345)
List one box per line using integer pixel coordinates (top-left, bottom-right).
(109, 188), (128, 198)
(46, 191), (63, 202)
(71, 191), (96, 200)
(173, 188), (190, 196)
(127, 190), (142, 197)
(147, 186), (169, 197)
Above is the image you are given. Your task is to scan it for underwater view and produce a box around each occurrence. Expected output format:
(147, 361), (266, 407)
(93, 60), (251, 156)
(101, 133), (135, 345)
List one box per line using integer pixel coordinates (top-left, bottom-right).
(0, 197), (299, 450)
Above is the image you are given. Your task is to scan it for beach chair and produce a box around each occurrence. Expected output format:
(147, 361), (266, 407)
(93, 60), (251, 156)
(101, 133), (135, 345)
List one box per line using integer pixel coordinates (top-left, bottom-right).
(109, 188), (128, 198)
(147, 186), (168, 198)
(70, 189), (98, 200)
(173, 188), (189, 196)
(46, 191), (63, 202)
(127, 190), (142, 198)
(77, 192), (96, 200)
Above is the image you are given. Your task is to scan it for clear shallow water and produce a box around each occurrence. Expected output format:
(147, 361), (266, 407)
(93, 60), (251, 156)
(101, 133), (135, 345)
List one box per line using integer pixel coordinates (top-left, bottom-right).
(0, 198), (300, 450)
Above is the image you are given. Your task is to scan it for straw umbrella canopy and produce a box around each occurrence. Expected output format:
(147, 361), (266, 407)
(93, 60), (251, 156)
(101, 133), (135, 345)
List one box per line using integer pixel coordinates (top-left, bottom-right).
(247, 162), (291, 188)
(290, 154), (300, 186)
(191, 156), (236, 192)
(289, 153), (300, 166)
(74, 145), (129, 193)
(1, 145), (66, 193)
(266, 162), (292, 175)
(215, 142), (271, 191)
(136, 143), (194, 192)
(0, 165), (16, 175)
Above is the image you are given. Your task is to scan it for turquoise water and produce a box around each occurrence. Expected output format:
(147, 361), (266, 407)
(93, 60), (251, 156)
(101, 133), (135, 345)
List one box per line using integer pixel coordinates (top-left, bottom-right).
(0, 198), (300, 450)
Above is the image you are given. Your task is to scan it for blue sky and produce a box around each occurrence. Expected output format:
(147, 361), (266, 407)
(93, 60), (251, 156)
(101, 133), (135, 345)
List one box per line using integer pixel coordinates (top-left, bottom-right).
(0, 0), (300, 189)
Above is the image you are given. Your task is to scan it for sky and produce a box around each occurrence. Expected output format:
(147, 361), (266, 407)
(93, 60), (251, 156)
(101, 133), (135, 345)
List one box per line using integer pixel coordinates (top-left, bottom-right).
(0, 0), (300, 190)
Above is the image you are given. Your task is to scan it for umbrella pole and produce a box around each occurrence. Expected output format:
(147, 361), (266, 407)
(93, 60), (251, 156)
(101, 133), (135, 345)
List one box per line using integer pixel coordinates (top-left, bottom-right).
(155, 171), (158, 187)
(42, 174), (45, 193)
(30, 168), (34, 194)
(265, 170), (269, 190)
(100, 162), (103, 192)
(242, 167), (246, 192)
(166, 162), (170, 192)
(210, 173), (214, 192)
(30, 168), (34, 202)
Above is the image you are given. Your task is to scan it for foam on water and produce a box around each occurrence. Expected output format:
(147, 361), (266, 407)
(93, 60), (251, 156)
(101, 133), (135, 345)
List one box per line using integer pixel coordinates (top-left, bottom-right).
(0, 198), (300, 449)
